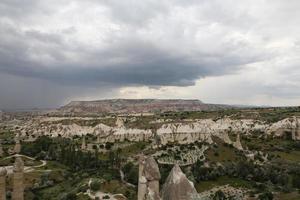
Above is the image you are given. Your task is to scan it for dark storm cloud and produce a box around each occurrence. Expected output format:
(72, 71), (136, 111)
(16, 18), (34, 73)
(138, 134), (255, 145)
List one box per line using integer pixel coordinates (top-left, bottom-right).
(0, 19), (262, 88)
(0, 0), (300, 109)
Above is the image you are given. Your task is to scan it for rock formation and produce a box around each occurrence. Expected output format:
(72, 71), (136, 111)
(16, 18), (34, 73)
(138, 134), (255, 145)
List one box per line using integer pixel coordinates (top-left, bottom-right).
(81, 136), (86, 150)
(267, 117), (300, 140)
(18, 116), (300, 152)
(138, 156), (161, 200)
(0, 167), (7, 200)
(97, 135), (101, 143)
(116, 117), (125, 128)
(12, 157), (24, 200)
(13, 135), (21, 154)
(233, 133), (243, 151)
(161, 165), (197, 200)
(0, 141), (4, 157)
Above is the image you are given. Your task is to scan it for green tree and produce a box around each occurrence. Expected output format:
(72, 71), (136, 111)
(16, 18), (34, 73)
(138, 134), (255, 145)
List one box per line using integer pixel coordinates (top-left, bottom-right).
(213, 190), (226, 200)
(258, 192), (273, 200)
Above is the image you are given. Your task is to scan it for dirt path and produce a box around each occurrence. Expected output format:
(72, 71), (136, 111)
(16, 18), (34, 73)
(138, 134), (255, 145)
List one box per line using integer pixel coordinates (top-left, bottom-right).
(0, 154), (47, 174)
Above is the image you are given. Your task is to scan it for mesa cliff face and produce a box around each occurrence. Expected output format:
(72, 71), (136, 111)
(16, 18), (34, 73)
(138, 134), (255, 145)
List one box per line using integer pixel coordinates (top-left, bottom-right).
(58, 99), (231, 114)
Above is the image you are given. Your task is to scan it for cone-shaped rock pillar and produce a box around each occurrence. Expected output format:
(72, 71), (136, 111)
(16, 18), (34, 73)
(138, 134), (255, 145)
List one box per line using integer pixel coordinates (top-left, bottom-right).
(0, 167), (7, 200)
(12, 157), (24, 200)
(138, 155), (161, 200)
(161, 164), (197, 200)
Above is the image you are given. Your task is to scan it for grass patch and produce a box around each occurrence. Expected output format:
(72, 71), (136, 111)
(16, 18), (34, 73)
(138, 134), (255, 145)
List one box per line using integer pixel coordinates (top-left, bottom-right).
(275, 191), (300, 200)
(274, 151), (300, 162)
(118, 142), (149, 157)
(205, 138), (239, 163)
(40, 160), (70, 170)
(195, 176), (253, 193)
(100, 180), (136, 199)
(97, 141), (149, 160)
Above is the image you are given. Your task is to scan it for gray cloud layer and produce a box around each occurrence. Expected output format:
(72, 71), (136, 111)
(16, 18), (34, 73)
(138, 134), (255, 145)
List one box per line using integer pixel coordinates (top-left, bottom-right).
(0, 0), (300, 109)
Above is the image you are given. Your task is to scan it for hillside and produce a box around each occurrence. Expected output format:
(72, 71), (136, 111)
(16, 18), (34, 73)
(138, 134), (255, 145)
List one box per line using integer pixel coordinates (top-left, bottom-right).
(58, 99), (232, 114)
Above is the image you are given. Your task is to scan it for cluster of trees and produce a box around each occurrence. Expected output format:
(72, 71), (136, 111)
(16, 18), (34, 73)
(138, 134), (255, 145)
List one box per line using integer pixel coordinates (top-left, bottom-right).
(122, 162), (138, 185)
(21, 136), (121, 175)
(192, 159), (300, 191)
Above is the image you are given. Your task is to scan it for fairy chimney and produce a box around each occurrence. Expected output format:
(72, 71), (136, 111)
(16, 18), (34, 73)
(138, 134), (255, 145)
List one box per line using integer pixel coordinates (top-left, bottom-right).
(161, 164), (197, 200)
(81, 136), (86, 150)
(138, 155), (161, 200)
(0, 167), (7, 200)
(12, 157), (24, 200)
(13, 135), (21, 154)
(0, 141), (4, 157)
(233, 133), (243, 151)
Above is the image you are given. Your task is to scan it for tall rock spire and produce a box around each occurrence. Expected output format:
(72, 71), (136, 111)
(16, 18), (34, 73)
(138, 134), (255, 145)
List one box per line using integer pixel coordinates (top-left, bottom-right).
(0, 141), (4, 157)
(81, 136), (86, 150)
(0, 167), (7, 200)
(12, 157), (24, 200)
(233, 133), (243, 151)
(138, 155), (161, 200)
(13, 134), (21, 154)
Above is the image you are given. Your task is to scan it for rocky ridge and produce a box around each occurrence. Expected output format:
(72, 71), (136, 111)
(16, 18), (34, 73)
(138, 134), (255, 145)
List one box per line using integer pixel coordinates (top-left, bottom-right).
(17, 117), (300, 152)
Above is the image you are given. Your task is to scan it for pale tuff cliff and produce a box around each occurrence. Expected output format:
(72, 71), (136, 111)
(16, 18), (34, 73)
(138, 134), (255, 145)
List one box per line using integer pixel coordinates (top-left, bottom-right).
(58, 99), (231, 114)
(267, 117), (300, 140)
(19, 117), (300, 146)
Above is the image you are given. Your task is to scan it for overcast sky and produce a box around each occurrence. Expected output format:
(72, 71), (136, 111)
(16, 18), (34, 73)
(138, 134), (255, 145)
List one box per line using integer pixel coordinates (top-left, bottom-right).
(0, 0), (300, 109)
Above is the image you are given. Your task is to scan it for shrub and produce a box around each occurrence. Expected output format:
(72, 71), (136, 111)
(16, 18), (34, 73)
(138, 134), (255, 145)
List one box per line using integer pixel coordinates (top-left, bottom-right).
(90, 179), (101, 192)
(258, 192), (273, 200)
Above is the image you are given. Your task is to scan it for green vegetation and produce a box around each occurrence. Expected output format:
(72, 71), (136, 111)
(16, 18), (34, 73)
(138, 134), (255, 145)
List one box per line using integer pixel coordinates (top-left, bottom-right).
(99, 180), (136, 199)
(19, 136), (137, 199)
(0, 155), (42, 167)
(195, 176), (252, 192)
(122, 162), (138, 185)
(40, 117), (116, 127)
(2, 106), (300, 199)
(274, 151), (300, 162)
(275, 191), (300, 200)
(205, 138), (240, 163)
(157, 106), (300, 123)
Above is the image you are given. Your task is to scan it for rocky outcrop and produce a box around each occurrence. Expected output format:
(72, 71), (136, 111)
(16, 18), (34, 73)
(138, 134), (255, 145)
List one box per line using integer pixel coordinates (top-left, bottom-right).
(19, 117), (300, 149)
(138, 156), (161, 200)
(0, 142), (3, 157)
(267, 117), (300, 140)
(156, 119), (267, 145)
(0, 167), (7, 200)
(161, 165), (197, 200)
(233, 133), (243, 151)
(156, 119), (266, 136)
(13, 135), (21, 154)
(20, 118), (264, 143)
(12, 157), (24, 200)
(81, 136), (86, 150)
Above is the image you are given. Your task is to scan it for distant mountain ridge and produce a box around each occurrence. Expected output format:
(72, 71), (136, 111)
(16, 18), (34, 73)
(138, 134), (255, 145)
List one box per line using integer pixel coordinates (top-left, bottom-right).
(58, 99), (233, 114)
